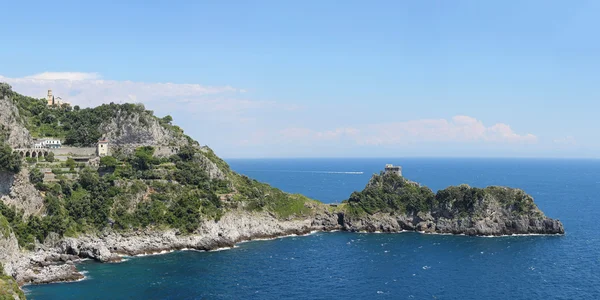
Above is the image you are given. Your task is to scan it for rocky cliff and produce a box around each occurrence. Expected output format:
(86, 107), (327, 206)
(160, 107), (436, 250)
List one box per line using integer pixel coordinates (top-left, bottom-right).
(343, 172), (564, 235)
(0, 214), (26, 299)
(0, 83), (33, 148)
(0, 170), (45, 217)
(99, 106), (189, 151)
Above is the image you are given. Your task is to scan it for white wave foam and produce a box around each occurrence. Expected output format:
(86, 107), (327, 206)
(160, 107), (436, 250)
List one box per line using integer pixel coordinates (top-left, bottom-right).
(72, 275), (88, 283)
(209, 245), (239, 252)
(131, 249), (176, 257)
(479, 233), (564, 238)
(416, 231), (563, 238)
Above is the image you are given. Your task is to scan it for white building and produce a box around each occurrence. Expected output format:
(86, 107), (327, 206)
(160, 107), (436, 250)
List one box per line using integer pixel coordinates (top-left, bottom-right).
(33, 139), (62, 149)
(97, 137), (109, 156)
(44, 139), (62, 149)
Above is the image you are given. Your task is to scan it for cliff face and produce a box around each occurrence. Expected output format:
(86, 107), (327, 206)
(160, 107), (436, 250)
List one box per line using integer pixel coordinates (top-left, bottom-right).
(0, 170), (45, 217)
(0, 84), (33, 148)
(343, 173), (565, 235)
(0, 214), (20, 276)
(0, 214), (27, 299)
(99, 108), (188, 150)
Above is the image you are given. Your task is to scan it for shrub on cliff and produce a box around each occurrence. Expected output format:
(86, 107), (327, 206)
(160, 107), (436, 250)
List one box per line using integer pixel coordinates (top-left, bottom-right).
(0, 143), (21, 173)
(0, 263), (25, 300)
(99, 156), (118, 169)
(29, 168), (44, 185)
(45, 152), (55, 162)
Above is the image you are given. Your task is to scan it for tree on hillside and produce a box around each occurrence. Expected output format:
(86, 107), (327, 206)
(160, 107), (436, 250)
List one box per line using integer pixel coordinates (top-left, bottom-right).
(0, 143), (21, 173)
(131, 146), (156, 170)
(45, 152), (55, 162)
(162, 115), (173, 124)
(0, 82), (12, 98)
(100, 156), (118, 169)
(29, 168), (44, 185)
(65, 158), (76, 171)
(177, 145), (196, 161)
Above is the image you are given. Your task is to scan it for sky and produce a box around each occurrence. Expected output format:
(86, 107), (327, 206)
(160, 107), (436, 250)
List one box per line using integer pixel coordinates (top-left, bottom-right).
(1, 0), (598, 158)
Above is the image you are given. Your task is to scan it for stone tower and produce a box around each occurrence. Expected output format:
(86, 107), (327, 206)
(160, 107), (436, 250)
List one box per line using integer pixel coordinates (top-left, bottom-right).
(384, 164), (402, 176)
(46, 90), (54, 106)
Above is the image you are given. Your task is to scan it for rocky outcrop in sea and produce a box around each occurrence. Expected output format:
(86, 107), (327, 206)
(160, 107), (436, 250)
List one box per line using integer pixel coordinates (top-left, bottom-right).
(342, 173), (565, 236)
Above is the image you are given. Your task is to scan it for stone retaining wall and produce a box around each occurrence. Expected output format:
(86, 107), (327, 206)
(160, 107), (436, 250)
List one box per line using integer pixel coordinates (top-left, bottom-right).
(52, 147), (96, 156)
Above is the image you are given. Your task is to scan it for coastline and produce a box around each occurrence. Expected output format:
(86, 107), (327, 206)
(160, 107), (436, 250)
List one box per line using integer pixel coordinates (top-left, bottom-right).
(9, 207), (564, 288)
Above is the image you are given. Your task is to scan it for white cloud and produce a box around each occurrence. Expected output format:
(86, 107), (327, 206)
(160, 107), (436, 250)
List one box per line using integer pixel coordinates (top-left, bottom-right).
(553, 136), (577, 145)
(0, 72), (245, 109)
(280, 127), (313, 139)
(277, 115), (537, 145)
(0, 72), (544, 157)
(315, 127), (360, 139)
(24, 72), (102, 81)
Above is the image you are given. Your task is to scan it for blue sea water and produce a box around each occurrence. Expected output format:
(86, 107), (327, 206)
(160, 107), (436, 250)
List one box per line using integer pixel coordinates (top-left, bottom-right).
(25, 158), (600, 299)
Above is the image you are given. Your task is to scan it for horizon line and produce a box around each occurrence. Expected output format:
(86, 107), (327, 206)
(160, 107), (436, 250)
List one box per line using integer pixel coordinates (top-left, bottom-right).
(222, 156), (600, 160)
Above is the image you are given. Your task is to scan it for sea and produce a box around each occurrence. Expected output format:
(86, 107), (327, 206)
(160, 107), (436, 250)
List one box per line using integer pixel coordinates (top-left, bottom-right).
(25, 158), (600, 299)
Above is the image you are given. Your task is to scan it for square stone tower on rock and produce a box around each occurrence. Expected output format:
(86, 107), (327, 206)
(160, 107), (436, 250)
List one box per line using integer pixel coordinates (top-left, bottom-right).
(384, 164), (402, 176)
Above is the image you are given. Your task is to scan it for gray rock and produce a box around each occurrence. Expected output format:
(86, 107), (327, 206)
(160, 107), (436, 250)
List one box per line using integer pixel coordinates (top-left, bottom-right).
(99, 108), (188, 150)
(0, 91), (34, 148)
(0, 169), (45, 217)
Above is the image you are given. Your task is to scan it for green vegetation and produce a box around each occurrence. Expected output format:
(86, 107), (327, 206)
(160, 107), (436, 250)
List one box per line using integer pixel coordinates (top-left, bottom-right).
(0, 262), (25, 300)
(346, 173), (435, 215)
(99, 156), (118, 169)
(65, 158), (76, 170)
(0, 83), (315, 251)
(29, 168), (44, 185)
(0, 214), (10, 238)
(0, 142), (21, 173)
(345, 173), (539, 217)
(0, 143), (313, 249)
(45, 152), (55, 162)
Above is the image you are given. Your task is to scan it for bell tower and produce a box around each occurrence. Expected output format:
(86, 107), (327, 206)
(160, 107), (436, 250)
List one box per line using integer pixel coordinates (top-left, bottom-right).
(46, 90), (54, 106)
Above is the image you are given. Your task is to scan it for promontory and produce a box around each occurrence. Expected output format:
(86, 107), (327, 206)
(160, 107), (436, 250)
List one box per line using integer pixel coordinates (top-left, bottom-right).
(0, 84), (563, 298)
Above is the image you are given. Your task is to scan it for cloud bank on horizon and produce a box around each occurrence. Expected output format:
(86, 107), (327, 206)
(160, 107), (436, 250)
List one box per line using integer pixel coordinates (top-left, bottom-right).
(0, 72), (575, 158)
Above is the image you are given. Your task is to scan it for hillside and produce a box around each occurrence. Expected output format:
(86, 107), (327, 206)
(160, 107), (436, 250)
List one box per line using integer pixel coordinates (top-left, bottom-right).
(0, 83), (332, 288)
(0, 83), (323, 247)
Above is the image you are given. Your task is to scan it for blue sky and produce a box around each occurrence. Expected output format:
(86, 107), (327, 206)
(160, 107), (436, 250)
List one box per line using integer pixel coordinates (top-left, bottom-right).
(1, 1), (598, 158)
